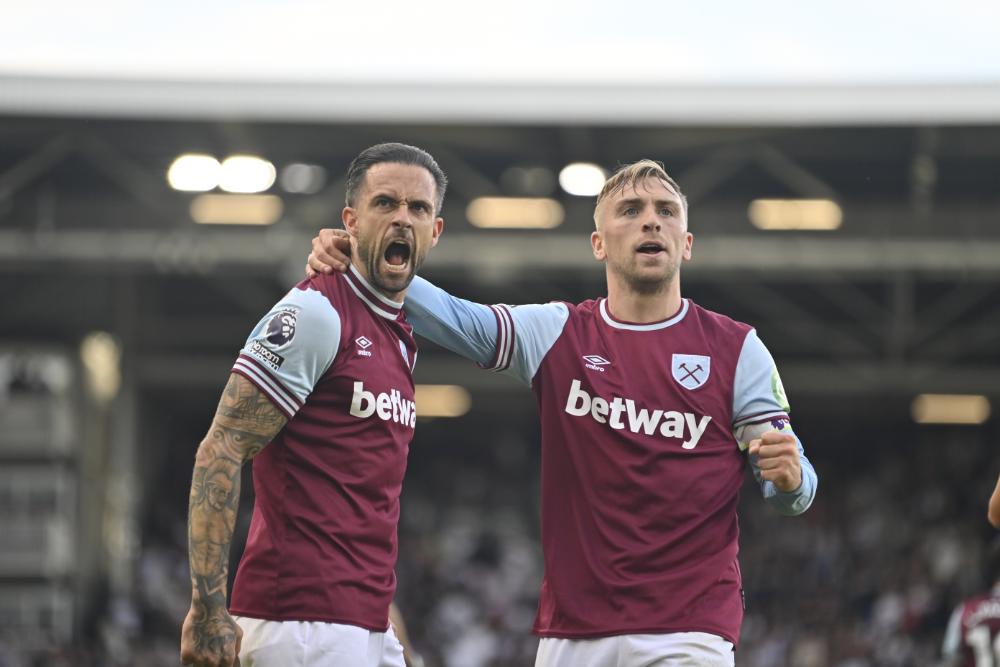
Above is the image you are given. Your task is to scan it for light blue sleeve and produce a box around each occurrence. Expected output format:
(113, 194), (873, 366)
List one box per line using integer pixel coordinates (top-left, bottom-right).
(732, 330), (817, 516)
(232, 285), (341, 418)
(404, 276), (569, 386)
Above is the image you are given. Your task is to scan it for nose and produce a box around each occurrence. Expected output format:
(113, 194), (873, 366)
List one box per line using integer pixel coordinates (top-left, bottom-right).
(392, 202), (414, 228)
(642, 217), (661, 232)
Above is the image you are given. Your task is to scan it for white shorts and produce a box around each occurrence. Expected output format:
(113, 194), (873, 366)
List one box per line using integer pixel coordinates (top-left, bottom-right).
(234, 616), (406, 667)
(535, 632), (735, 667)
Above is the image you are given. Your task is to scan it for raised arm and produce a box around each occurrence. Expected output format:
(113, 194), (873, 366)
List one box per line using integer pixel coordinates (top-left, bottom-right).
(307, 229), (498, 364)
(307, 228), (568, 386)
(181, 373), (287, 667)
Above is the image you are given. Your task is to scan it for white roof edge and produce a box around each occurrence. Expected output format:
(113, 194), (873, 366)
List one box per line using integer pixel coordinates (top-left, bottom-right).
(3, 75), (1000, 125)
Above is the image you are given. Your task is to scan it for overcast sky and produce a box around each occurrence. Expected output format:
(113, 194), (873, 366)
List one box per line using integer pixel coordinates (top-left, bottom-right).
(3, 0), (998, 84)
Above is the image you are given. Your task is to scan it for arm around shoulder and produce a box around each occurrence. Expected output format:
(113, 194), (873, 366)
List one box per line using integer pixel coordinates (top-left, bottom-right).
(405, 276), (570, 386)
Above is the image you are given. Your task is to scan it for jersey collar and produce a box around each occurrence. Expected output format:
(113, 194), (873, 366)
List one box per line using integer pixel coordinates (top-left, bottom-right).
(343, 265), (405, 320)
(599, 298), (689, 331)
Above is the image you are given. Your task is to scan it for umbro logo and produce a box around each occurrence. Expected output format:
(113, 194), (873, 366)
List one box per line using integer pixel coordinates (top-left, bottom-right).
(583, 354), (610, 372)
(356, 336), (373, 357)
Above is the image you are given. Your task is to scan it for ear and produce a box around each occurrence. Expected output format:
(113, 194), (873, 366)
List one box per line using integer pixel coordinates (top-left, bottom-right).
(682, 231), (694, 261)
(430, 216), (444, 248)
(342, 206), (359, 236)
(591, 230), (606, 262)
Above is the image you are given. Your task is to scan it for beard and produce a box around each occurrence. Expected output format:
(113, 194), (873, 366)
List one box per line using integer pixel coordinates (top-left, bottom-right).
(609, 254), (679, 295)
(356, 231), (420, 296)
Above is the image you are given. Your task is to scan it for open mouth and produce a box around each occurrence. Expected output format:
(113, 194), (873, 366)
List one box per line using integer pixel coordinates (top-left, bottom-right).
(383, 240), (412, 270)
(636, 241), (665, 255)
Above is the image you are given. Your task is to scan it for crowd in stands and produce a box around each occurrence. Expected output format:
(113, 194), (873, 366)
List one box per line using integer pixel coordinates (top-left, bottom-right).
(1, 422), (996, 667)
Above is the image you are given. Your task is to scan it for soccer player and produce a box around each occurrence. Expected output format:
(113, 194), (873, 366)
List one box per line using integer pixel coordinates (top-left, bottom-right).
(989, 473), (1000, 528)
(308, 159), (818, 666)
(179, 143), (445, 667)
(943, 539), (1000, 667)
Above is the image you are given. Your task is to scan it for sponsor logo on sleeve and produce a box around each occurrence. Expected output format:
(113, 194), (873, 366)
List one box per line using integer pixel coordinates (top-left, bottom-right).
(582, 354), (610, 372)
(671, 354), (711, 390)
(771, 368), (790, 412)
(265, 308), (298, 348)
(249, 341), (285, 369)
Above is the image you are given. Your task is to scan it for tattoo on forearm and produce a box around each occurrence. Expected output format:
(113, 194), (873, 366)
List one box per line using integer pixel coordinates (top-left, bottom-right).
(217, 372), (288, 436)
(186, 373), (288, 648)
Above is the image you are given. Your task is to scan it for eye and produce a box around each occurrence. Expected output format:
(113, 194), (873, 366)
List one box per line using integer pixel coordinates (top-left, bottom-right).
(659, 207), (674, 217)
(624, 207), (639, 216)
(374, 196), (394, 209)
(410, 202), (429, 214)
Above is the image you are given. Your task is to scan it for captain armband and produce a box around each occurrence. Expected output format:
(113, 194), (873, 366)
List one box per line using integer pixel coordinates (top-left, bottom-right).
(733, 416), (793, 452)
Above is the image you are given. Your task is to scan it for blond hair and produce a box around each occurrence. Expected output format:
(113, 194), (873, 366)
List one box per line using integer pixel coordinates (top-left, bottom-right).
(593, 160), (687, 228)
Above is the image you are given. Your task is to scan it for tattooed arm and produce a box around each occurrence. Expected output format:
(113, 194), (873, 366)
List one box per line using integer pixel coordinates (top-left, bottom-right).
(180, 373), (288, 667)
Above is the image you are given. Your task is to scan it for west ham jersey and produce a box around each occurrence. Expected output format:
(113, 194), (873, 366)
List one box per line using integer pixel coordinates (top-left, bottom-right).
(944, 586), (1000, 667)
(228, 265), (418, 631)
(403, 277), (817, 644)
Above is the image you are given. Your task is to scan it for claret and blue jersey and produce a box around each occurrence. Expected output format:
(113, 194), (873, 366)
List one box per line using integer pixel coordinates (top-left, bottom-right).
(943, 585), (1000, 667)
(402, 275), (817, 645)
(228, 265), (418, 632)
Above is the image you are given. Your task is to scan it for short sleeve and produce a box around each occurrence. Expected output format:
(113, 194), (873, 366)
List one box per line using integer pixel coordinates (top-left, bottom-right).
(232, 284), (341, 419)
(481, 302), (570, 386)
(732, 329), (793, 449)
(403, 276), (568, 387)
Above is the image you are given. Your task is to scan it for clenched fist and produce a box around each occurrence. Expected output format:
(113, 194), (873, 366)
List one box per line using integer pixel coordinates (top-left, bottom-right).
(748, 431), (801, 492)
(180, 604), (243, 667)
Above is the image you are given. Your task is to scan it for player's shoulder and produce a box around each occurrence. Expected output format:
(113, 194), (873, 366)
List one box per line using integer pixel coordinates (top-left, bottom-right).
(274, 276), (338, 314)
(966, 590), (1000, 610)
(686, 299), (753, 335)
(539, 298), (599, 333)
(951, 590), (1000, 627)
(298, 269), (382, 322)
(562, 298), (601, 318)
(302, 271), (346, 303)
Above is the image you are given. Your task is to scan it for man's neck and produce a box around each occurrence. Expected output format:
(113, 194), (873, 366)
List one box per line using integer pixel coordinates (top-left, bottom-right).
(604, 273), (683, 324)
(351, 263), (406, 304)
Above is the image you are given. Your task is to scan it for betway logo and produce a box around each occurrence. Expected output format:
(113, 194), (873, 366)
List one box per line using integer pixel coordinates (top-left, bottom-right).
(350, 381), (416, 428)
(564, 379), (711, 449)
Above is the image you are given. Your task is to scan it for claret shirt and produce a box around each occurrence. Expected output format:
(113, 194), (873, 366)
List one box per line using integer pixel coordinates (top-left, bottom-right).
(943, 584), (1000, 667)
(229, 265), (417, 631)
(402, 276), (817, 645)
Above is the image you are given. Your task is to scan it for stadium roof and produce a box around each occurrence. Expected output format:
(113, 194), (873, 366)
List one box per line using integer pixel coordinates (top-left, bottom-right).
(4, 0), (1000, 124)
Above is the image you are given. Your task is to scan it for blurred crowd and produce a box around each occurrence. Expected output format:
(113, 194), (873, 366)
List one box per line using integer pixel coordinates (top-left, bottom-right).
(0, 422), (996, 667)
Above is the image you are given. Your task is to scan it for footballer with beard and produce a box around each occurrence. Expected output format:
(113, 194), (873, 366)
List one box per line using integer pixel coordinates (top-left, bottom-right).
(180, 143), (443, 667)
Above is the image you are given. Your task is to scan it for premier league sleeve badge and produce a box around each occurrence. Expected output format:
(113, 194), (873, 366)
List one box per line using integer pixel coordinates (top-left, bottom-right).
(264, 308), (299, 349)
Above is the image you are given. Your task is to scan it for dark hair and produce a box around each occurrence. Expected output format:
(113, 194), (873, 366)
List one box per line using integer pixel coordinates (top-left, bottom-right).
(345, 142), (448, 214)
